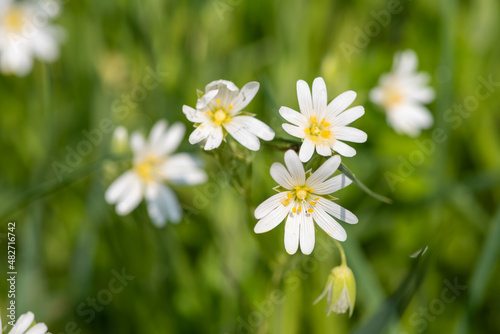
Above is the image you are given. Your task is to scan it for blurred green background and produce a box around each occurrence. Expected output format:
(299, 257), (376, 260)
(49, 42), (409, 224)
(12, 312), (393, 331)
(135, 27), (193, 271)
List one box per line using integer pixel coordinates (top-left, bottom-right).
(1, 0), (500, 333)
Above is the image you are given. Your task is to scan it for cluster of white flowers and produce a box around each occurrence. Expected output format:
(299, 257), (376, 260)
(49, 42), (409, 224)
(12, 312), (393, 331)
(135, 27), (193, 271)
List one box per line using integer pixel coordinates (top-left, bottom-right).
(0, 0), (64, 76)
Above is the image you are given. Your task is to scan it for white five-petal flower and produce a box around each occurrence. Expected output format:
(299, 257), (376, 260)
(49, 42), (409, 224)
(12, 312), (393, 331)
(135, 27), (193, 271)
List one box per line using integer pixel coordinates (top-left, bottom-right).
(105, 120), (207, 227)
(280, 77), (367, 162)
(0, 0), (64, 76)
(183, 80), (275, 151)
(1, 311), (48, 334)
(254, 150), (358, 255)
(369, 49), (435, 137)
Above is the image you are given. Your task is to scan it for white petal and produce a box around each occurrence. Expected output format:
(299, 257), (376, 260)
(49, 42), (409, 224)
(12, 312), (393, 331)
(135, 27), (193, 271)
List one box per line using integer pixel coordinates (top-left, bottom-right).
(299, 214), (315, 254)
(231, 116), (275, 141)
(130, 132), (146, 156)
(254, 204), (290, 233)
(25, 323), (48, 334)
(326, 90), (357, 118)
(231, 81), (259, 112)
(154, 122), (186, 156)
(284, 213), (300, 254)
(313, 207), (347, 241)
(313, 173), (352, 195)
(333, 106), (365, 127)
(332, 140), (356, 157)
(204, 126), (224, 150)
(224, 120), (260, 151)
(317, 197), (358, 224)
(334, 126), (367, 143)
(196, 89), (219, 109)
(189, 124), (211, 144)
(115, 176), (143, 215)
(282, 123), (306, 139)
(205, 79), (238, 92)
(312, 77), (328, 118)
(393, 49), (418, 75)
(306, 155), (341, 189)
(284, 150), (305, 185)
(270, 163), (295, 189)
(10, 312), (34, 334)
(255, 192), (288, 219)
(369, 87), (384, 106)
(297, 80), (313, 118)
(105, 170), (138, 204)
(279, 106), (308, 127)
(316, 144), (332, 157)
(299, 139), (315, 162)
(148, 120), (167, 144)
(183, 105), (206, 123)
(162, 153), (207, 185)
(146, 184), (182, 226)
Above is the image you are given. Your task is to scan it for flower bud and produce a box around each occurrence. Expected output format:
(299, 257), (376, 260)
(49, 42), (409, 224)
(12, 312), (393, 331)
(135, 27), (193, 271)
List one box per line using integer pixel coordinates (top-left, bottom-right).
(314, 264), (356, 316)
(111, 126), (129, 154)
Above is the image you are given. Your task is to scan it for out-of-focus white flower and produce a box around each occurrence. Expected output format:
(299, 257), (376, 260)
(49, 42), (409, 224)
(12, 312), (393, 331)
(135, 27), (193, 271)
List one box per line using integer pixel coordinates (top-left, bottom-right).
(1, 311), (48, 334)
(183, 80), (275, 151)
(105, 120), (207, 227)
(280, 77), (367, 162)
(370, 50), (435, 137)
(314, 264), (356, 316)
(254, 150), (358, 255)
(0, 0), (64, 76)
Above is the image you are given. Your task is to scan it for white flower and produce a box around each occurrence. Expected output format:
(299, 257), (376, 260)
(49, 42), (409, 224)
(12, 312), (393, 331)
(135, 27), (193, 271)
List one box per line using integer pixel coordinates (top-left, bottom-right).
(183, 80), (275, 151)
(254, 150), (358, 255)
(1, 311), (48, 334)
(369, 49), (435, 137)
(105, 120), (207, 227)
(0, 0), (64, 76)
(280, 77), (367, 162)
(314, 265), (356, 316)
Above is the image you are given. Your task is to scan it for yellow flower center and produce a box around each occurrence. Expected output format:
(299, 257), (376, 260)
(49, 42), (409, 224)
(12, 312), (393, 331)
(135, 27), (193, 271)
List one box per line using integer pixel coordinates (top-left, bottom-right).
(205, 99), (233, 126)
(382, 87), (404, 109)
(281, 186), (319, 214)
(134, 154), (161, 183)
(304, 116), (334, 143)
(3, 8), (24, 33)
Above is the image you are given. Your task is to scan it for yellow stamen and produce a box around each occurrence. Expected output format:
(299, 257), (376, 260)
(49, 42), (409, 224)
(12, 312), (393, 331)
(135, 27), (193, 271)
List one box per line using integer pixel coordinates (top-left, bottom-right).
(229, 104), (233, 109)
(287, 192), (293, 199)
(216, 99), (221, 104)
(310, 201), (317, 206)
(298, 206), (302, 213)
(292, 207), (297, 213)
(307, 208), (314, 213)
(320, 130), (332, 139)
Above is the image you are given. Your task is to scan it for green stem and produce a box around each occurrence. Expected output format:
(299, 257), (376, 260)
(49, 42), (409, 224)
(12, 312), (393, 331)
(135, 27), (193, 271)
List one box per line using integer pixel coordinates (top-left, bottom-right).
(334, 239), (347, 266)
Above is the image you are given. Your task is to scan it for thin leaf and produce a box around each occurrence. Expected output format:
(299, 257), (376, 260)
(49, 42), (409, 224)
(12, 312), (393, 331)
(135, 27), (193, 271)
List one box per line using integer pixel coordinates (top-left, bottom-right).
(338, 163), (393, 204)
